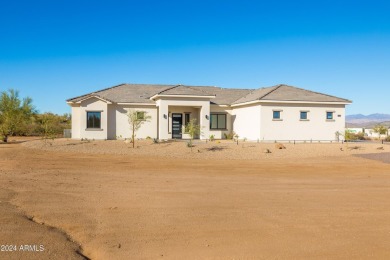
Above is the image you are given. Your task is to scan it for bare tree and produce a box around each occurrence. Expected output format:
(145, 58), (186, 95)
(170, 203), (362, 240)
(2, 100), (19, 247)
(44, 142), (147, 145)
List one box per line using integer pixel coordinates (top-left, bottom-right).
(127, 109), (151, 148)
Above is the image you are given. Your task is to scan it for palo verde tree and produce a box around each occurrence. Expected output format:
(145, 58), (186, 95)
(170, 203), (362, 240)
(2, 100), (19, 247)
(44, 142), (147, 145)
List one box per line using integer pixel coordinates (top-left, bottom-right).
(373, 125), (388, 141)
(185, 118), (201, 147)
(0, 89), (36, 142)
(127, 109), (151, 148)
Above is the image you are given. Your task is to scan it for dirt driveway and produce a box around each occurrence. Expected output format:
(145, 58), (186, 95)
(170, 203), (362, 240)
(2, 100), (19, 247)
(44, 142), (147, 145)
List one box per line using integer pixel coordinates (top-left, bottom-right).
(1, 141), (390, 259)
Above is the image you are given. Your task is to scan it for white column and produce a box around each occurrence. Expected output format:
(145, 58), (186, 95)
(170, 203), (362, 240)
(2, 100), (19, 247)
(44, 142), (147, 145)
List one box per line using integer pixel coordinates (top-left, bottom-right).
(200, 102), (210, 140)
(157, 100), (169, 140)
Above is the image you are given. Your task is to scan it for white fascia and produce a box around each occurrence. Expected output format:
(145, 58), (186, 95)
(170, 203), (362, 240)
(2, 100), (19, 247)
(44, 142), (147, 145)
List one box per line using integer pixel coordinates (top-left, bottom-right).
(117, 102), (156, 106)
(75, 95), (112, 104)
(231, 99), (352, 107)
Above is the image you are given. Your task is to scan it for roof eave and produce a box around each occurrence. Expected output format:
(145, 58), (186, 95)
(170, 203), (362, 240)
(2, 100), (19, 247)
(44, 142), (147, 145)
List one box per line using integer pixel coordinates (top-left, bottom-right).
(232, 99), (352, 107)
(74, 95), (113, 104)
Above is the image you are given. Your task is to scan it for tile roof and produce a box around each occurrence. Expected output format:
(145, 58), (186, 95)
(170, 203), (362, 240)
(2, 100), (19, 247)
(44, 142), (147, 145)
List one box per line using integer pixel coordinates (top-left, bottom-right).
(67, 83), (351, 105)
(232, 84), (352, 104)
(155, 85), (216, 96)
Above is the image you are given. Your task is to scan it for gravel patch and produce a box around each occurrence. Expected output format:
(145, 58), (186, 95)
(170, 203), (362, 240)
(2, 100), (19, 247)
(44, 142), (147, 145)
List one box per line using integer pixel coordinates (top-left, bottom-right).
(22, 138), (390, 161)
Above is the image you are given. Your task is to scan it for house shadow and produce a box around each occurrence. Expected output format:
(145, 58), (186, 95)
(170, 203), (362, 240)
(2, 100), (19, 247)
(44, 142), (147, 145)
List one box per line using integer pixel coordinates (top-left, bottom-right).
(206, 146), (228, 152)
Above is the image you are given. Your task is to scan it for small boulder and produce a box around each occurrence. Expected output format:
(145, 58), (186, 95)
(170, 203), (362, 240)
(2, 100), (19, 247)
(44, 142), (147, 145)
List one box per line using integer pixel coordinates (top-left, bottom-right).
(275, 143), (286, 149)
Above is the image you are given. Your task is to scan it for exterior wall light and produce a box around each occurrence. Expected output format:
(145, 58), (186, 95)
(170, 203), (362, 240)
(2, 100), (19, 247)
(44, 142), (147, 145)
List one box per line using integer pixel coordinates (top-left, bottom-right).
(163, 114), (167, 119)
(205, 115), (209, 120)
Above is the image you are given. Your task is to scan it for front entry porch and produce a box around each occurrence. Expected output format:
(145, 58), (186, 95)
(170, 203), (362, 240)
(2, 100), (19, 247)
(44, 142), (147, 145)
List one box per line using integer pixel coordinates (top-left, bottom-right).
(156, 99), (211, 140)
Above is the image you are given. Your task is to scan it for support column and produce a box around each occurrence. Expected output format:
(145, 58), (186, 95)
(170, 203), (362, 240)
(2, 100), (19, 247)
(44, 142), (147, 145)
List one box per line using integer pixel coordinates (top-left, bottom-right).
(157, 100), (169, 140)
(200, 103), (210, 140)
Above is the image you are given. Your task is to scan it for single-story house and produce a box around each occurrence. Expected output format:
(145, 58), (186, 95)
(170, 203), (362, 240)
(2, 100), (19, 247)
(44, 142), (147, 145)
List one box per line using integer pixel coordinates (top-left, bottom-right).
(67, 84), (352, 141)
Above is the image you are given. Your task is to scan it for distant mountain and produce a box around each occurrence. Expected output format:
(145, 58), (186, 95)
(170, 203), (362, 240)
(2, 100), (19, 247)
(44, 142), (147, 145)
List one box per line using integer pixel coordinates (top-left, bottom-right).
(346, 114), (390, 128)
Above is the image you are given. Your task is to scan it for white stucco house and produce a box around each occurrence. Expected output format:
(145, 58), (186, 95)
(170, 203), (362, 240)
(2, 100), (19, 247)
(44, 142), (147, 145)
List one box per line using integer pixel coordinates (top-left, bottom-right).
(66, 84), (352, 141)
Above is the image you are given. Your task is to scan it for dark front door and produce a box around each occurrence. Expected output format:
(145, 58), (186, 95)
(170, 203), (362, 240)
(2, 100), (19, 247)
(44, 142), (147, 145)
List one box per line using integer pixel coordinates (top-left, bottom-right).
(172, 113), (183, 139)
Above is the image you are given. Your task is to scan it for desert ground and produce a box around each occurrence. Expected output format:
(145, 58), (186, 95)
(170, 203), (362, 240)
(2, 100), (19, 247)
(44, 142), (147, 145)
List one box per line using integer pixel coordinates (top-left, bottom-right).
(1, 138), (390, 259)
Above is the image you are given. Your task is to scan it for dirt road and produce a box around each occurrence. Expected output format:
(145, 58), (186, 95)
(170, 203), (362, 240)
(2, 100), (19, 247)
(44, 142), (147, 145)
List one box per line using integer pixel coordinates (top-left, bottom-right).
(1, 141), (390, 259)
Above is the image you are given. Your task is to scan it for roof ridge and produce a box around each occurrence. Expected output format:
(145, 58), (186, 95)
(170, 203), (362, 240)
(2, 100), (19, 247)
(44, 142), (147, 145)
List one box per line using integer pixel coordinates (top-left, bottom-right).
(66, 83), (126, 102)
(229, 89), (255, 104)
(274, 85), (351, 102)
(257, 84), (284, 100)
(231, 85), (282, 104)
(156, 85), (181, 95)
(186, 86), (215, 96)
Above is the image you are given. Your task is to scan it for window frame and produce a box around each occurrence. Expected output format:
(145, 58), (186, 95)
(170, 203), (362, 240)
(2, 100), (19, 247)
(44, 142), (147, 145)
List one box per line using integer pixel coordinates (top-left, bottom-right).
(210, 113), (227, 130)
(326, 111), (335, 121)
(272, 110), (282, 121)
(86, 111), (102, 129)
(183, 113), (191, 133)
(136, 111), (146, 120)
(300, 111), (309, 121)
(184, 113), (190, 126)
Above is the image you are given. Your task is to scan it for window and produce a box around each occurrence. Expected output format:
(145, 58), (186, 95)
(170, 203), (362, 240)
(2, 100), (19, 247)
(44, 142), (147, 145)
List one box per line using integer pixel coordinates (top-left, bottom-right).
(273, 110), (281, 120)
(300, 111), (308, 120)
(184, 113), (190, 126)
(87, 112), (101, 129)
(136, 111), (145, 120)
(210, 114), (227, 130)
(326, 112), (334, 120)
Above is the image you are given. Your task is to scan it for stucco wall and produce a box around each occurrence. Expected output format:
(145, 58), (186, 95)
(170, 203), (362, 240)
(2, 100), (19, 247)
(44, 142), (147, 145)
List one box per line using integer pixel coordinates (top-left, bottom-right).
(260, 103), (346, 141)
(78, 98), (108, 140)
(114, 105), (158, 139)
(71, 105), (81, 139)
(232, 105), (262, 140)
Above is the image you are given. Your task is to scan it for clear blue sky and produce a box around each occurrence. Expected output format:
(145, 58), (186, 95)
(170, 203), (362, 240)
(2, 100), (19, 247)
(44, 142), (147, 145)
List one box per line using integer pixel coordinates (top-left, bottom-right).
(1, 0), (389, 115)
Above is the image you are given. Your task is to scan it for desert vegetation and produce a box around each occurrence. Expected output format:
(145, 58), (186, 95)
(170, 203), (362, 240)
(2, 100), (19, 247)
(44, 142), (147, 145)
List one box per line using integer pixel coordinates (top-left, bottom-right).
(0, 89), (71, 142)
(127, 109), (151, 148)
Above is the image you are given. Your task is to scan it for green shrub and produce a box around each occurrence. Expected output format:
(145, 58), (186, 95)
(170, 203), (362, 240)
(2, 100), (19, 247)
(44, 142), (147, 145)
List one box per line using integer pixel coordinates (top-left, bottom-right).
(345, 130), (365, 141)
(224, 131), (236, 140)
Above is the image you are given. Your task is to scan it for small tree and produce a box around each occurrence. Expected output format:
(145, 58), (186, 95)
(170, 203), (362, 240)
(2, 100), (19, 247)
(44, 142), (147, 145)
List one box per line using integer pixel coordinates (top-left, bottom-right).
(373, 125), (388, 141)
(184, 118), (201, 151)
(127, 110), (151, 148)
(185, 118), (201, 143)
(0, 89), (36, 142)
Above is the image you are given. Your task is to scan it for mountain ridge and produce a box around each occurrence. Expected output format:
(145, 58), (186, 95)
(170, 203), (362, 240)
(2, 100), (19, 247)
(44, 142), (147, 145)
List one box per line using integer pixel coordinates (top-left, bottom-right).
(346, 113), (390, 128)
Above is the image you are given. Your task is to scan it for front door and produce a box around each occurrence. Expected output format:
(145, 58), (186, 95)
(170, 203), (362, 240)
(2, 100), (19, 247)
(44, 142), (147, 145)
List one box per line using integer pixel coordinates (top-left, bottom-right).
(172, 113), (183, 139)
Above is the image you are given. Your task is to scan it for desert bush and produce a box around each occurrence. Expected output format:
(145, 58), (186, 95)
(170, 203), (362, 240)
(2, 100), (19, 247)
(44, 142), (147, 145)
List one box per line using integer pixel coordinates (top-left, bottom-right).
(223, 131), (236, 140)
(209, 134), (215, 142)
(385, 136), (390, 142)
(0, 89), (36, 142)
(186, 140), (194, 149)
(345, 130), (365, 141)
(27, 113), (71, 137)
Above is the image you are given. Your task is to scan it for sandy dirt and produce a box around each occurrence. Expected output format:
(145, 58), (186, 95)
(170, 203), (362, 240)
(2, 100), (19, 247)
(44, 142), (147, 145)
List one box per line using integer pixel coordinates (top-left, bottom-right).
(1, 138), (390, 259)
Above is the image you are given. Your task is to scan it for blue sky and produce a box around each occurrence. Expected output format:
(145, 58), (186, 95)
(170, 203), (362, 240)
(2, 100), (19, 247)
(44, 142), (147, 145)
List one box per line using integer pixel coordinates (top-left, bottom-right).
(1, 0), (389, 115)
